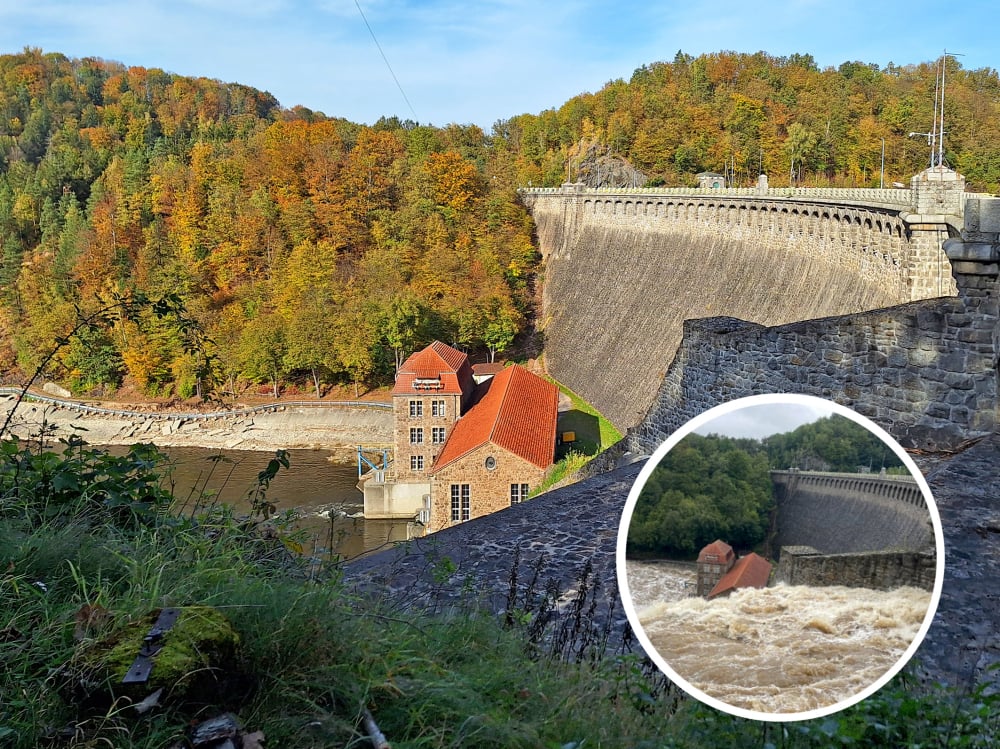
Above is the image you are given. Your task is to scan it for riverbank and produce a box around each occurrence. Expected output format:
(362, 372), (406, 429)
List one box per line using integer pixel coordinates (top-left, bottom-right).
(0, 393), (393, 456)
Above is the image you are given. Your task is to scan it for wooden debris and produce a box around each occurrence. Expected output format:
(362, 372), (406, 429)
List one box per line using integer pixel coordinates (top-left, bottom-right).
(130, 687), (163, 715)
(361, 707), (391, 749)
(189, 713), (240, 747)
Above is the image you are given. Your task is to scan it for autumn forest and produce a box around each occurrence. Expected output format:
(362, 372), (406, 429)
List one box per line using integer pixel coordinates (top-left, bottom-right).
(1, 48), (999, 401)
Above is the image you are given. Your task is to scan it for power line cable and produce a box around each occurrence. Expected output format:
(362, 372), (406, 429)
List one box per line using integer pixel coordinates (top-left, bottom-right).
(354, 0), (419, 122)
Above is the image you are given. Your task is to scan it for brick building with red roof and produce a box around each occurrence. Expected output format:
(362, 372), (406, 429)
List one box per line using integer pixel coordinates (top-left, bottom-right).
(427, 364), (559, 532)
(391, 340), (477, 484)
(696, 539), (737, 597)
(707, 552), (773, 599)
(696, 539), (773, 599)
(363, 341), (559, 532)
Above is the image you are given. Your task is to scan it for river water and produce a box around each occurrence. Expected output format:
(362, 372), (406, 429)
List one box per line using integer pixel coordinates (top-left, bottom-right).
(624, 560), (932, 715)
(129, 446), (418, 559)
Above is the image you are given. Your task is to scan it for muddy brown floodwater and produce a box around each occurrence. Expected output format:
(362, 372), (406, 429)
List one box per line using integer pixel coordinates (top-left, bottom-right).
(624, 560), (932, 715)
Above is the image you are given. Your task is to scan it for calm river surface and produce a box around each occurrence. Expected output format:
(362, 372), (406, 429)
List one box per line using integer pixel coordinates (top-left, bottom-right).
(625, 560), (931, 715)
(113, 446), (418, 559)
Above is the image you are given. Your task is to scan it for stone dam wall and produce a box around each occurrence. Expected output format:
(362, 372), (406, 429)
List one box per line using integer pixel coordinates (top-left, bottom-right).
(775, 546), (936, 591)
(767, 471), (934, 594)
(528, 194), (917, 432)
(770, 471), (932, 556)
(534, 205), (904, 430)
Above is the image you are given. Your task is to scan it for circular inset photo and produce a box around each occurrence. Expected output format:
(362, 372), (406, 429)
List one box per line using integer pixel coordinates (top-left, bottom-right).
(617, 394), (943, 722)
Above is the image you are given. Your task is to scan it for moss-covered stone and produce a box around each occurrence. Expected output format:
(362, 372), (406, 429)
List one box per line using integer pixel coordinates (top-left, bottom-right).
(77, 606), (240, 704)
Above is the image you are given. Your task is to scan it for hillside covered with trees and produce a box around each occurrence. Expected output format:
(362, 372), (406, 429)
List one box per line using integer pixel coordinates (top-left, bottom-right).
(2, 48), (999, 400)
(501, 51), (1000, 191)
(0, 49), (537, 399)
(626, 415), (906, 558)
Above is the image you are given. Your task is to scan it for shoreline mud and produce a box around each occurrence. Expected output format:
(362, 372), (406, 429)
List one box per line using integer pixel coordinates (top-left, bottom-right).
(0, 395), (393, 456)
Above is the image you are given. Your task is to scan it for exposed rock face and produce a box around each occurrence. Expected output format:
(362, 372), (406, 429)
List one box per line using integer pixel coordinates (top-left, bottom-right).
(42, 381), (72, 399)
(574, 142), (647, 188)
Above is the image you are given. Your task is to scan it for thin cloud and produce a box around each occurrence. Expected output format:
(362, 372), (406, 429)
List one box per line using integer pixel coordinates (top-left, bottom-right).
(694, 403), (836, 440)
(1, 0), (995, 127)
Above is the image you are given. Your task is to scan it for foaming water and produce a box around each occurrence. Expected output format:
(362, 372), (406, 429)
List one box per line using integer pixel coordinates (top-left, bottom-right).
(625, 560), (931, 714)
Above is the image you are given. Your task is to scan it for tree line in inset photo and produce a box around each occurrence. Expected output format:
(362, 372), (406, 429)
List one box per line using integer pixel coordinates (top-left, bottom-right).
(627, 415), (906, 557)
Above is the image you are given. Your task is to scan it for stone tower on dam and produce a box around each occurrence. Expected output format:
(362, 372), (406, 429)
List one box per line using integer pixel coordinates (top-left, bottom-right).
(521, 167), (971, 432)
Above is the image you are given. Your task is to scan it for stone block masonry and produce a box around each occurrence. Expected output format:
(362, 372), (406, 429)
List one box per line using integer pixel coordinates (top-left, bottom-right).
(775, 546), (936, 591)
(629, 278), (997, 454)
(522, 170), (974, 431)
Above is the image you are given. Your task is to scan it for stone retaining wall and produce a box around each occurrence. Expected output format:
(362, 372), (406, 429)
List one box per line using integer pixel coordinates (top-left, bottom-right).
(769, 472), (933, 556)
(628, 288), (996, 453)
(775, 546), (936, 591)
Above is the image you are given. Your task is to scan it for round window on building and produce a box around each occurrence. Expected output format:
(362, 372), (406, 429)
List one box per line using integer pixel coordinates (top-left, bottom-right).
(485, 456), (497, 471)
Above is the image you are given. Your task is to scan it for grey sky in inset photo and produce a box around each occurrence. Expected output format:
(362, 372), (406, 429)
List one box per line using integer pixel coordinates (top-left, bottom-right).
(693, 402), (837, 440)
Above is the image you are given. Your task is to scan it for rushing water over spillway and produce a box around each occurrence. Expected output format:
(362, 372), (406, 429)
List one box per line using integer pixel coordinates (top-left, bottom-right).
(625, 560), (932, 714)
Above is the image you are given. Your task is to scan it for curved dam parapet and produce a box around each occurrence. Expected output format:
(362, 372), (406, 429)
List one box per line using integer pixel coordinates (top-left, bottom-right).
(770, 470), (933, 556)
(525, 191), (927, 431)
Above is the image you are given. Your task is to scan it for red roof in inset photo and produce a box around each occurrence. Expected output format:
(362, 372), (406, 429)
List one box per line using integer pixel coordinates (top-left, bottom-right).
(430, 365), (559, 472)
(708, 553), (772, 599)
(392, 341), (473, 396)
(697, 540), (735, 565)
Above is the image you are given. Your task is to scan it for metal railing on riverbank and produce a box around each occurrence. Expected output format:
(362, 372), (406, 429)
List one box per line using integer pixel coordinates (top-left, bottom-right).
(0, 387), (392, 423)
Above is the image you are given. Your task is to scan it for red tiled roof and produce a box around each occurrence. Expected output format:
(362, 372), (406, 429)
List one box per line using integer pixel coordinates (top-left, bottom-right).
(428, 340), (469, 371)
(707, 553), (772, 599)
(430, 365), (559, 472)
(697, 540), (734, 564)
(392, 341), (471, 396)
(472, 362), (505, 376)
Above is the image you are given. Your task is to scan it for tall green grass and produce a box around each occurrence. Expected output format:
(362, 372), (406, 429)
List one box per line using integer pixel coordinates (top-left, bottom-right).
(2, 439), (999, 748)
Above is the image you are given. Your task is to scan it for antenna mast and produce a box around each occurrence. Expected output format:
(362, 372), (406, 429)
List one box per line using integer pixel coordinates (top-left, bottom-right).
(936, 49), (964, 167)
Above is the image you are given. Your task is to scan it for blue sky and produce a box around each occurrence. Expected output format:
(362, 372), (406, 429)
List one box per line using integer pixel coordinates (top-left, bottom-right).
(1, 1), (995, 129)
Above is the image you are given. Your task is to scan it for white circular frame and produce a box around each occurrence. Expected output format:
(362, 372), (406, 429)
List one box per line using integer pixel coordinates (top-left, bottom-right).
(615, 393), (945, 722)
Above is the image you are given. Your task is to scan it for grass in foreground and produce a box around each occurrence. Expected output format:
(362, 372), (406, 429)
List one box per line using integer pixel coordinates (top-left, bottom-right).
(1, 441), (999, 748)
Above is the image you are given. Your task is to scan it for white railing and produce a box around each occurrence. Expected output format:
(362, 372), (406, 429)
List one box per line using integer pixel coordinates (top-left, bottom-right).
(519, 185), (915, 208)
(0, 387), (391, 422)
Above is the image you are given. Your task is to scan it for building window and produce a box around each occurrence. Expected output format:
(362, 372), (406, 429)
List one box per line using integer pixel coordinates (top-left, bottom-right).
(510, 483), (530, 505)
(485, 456), (497, 471)
(409, 427), (424, 444)
(450, 483), (470, 522)
(409, 400), (423, 417)
(410, 455), (424, 470)
(432, 427), (446, 444)
(431, 399), (446, 417)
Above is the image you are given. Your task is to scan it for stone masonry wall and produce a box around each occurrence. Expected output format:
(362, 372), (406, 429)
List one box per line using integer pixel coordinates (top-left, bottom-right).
(629, 294), (997, 454)
(531, 205), (905, 431)
(775, 546), (936, 591)
(769, 472), (933, 557)
(428, 444), (546, 533)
